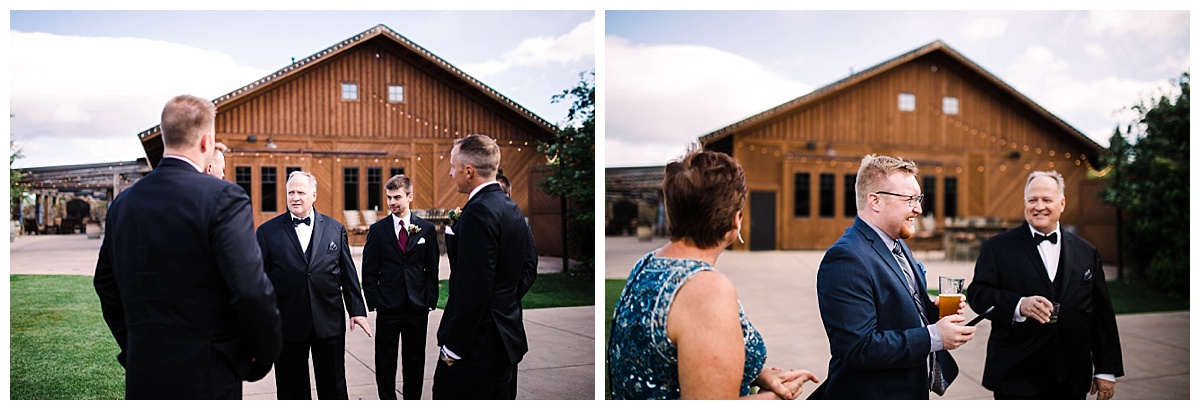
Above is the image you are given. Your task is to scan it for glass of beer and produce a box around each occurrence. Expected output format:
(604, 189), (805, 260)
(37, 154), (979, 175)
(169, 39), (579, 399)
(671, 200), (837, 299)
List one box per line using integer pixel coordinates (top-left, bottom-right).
(938, 276), (964, 319)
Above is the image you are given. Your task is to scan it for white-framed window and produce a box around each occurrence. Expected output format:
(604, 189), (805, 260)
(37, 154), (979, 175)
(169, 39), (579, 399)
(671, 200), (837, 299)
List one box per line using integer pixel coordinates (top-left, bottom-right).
(388, 85), (405, 103)
(341, 83), (358, 101)
(943, 97), (959, 115)
(898, 93), (916, 112)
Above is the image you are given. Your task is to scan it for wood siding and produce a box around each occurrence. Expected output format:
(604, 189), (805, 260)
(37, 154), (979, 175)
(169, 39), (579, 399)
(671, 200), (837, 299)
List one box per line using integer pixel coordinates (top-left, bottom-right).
(723, 53), (1114, 256)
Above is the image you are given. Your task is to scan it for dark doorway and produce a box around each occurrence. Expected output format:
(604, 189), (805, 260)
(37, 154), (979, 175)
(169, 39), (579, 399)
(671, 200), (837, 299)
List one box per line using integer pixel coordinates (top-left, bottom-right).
(749, 191), (776, 251)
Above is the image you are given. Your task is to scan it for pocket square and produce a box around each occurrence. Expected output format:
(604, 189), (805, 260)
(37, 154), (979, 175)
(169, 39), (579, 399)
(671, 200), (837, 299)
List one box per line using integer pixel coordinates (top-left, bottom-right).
(328, 241), (338, 251)
(445, 226), (456, 236)
(417, 237), (426, 245)
(1083, 268), (1092, 281)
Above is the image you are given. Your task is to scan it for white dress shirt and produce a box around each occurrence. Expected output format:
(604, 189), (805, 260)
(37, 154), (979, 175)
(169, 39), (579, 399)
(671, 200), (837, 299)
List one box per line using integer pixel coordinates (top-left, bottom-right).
(291, 208), (315, 253)
(392, 212), (411, 242)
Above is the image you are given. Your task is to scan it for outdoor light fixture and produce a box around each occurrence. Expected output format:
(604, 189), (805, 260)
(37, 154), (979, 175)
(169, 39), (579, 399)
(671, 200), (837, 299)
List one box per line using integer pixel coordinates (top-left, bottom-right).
(265, 136), (278, 149)
(247, 135), (258, 143)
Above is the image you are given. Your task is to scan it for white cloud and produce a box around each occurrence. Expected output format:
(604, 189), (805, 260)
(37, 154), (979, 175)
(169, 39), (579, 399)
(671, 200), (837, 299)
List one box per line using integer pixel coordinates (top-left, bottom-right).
(461, 16), (595, 78)
(962, 17), (1008, 40)
(605, 36), (812, 167)
(1084, 43), (1109, 61)
(1086, 10), (1189, 40)
(1003, 44), (1168, 147)
(9, 31), (268, 167)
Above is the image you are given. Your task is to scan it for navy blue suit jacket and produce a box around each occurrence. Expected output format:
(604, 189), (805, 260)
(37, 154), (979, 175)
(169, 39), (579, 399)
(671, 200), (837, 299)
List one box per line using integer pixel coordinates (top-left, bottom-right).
(814, 216), (958, 399)
(362, 214), (440, 312)
(256, 210), (367, 341)
(94, 158), (281, 398)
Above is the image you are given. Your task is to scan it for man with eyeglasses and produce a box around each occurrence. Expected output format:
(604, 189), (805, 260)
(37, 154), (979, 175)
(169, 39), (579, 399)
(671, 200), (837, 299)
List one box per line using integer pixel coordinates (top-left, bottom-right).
(812, 154), (976, 399)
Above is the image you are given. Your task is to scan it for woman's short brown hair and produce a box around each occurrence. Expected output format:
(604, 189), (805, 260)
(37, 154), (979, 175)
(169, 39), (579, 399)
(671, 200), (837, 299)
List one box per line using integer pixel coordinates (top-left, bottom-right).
(662, 147), (747, 249)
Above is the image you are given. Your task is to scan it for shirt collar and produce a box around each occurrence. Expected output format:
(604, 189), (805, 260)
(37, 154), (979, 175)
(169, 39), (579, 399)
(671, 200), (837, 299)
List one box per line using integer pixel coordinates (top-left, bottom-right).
(862, 218), (898, 251)
(468, 180), (500, 202)
(392, 212), (410, 227)
(162, 155), (204, 173)
(290, 207), (316, 222)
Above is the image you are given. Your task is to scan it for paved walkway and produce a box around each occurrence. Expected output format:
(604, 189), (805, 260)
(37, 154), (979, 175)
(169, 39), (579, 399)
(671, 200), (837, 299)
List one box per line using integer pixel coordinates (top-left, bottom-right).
(7, 233), (594, 400)
(605, 236), (1189, 400)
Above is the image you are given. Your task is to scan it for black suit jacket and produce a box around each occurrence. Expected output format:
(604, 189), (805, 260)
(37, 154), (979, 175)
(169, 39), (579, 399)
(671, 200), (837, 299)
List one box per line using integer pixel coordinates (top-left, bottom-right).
(256, 210), (367, 341)
(437, 183), (536, 364)
(94, 158), (282, 399)
(968, 223), (1123, 396)
(362, 214), (439, 312)
(813, 216), (957, 399)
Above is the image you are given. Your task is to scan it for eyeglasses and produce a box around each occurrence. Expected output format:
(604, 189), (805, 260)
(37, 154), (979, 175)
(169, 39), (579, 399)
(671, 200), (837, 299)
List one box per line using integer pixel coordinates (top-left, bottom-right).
(875, 191), (924, 207)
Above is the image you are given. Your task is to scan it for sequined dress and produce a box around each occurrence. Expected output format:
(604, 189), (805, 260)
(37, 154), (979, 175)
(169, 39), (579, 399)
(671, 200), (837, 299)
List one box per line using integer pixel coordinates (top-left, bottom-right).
(607, 252), (767, 399)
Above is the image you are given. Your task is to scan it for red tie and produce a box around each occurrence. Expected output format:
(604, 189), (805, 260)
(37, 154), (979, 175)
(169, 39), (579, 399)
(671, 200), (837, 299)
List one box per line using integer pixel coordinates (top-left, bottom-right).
(398, 220), (408, 253)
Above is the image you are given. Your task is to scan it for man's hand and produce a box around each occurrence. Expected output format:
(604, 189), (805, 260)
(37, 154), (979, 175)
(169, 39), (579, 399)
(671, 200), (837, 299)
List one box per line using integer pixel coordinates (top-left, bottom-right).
(755, 367), (819, 399)
(935, 314), (975, 350)
(1019, 295), (1054, 323)
(1091, 378), (1116, 400)
(350, 316), (372, 338)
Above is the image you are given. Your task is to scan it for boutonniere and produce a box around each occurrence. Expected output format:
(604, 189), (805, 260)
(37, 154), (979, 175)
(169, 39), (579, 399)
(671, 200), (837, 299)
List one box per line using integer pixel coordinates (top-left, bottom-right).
(448, 207), (463, 224)
(407, 223), (421, 235)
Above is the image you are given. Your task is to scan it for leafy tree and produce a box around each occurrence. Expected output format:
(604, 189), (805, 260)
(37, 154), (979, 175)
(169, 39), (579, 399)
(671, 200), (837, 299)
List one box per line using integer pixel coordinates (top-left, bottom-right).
(539, 71), (595, 273)
(11, 140), (28, 218)
(1100, 72), (1189, 295)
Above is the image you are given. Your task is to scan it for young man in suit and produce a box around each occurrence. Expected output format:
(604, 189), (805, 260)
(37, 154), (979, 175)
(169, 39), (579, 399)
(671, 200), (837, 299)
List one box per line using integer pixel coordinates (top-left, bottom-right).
(814, 154), (976, 399)
(434, 134), (537, 399)
(968, 170), (1123, 400)
(362, 174), (439, 400)
(94, 95), (281, 399)
(256, 171), (372, 399)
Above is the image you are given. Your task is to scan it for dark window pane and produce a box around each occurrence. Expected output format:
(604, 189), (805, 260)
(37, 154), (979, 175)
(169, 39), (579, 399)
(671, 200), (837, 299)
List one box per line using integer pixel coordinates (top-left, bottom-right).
(944, 176), (958, 218)
(235, 166), (252, 207)
(793, 172), (810, 217)
(922, 175), (937, 217)
(261, 167), (277, 212)
(819, 173), (835, 217)
(390, 167), (405, 178)
(843, 174), (858, 217)
(344, 167), (359, 210)
(367, 167), (382, 211)
(285, 167), (302, 179)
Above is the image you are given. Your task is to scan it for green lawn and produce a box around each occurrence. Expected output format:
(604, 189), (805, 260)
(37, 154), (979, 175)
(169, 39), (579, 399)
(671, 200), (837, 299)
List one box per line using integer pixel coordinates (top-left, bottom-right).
(10, 275), (125, 400)
(436, 271), (595, 310)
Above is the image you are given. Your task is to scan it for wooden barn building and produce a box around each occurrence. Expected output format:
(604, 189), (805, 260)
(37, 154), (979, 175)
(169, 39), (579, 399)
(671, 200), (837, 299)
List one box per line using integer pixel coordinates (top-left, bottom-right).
(701, 40), (1116, 260)
(134, 24), (563, 254)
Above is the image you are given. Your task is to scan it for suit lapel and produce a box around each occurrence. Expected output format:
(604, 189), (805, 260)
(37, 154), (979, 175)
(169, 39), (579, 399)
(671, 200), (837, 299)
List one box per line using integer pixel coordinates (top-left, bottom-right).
(307, 211), (326, 265)
(1056, 232), (1073, 298)
(854, 219), (911, 293)
(404, 216), (423, 252)
(282, 217), (305, 259)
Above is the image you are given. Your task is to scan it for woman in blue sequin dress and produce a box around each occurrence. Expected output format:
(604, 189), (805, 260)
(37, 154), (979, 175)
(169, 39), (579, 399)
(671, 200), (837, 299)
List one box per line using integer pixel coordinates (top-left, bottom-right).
(607, 148), (819, 399)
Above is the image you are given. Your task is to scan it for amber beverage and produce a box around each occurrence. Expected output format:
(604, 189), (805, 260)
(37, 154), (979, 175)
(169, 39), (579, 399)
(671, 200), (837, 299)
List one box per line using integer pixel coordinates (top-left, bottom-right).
(938, 294), (963, 318)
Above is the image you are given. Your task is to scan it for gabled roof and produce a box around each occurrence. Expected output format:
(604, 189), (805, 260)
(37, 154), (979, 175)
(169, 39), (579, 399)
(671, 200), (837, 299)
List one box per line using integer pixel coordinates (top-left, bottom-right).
(698, 40), (1103, 155)
(137, 24), (559, 164)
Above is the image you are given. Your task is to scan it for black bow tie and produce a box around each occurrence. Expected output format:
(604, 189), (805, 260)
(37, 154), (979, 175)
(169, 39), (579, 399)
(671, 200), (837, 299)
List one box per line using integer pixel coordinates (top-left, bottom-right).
(292, 216), (311, 227)
(1034, 232), (1058, 245)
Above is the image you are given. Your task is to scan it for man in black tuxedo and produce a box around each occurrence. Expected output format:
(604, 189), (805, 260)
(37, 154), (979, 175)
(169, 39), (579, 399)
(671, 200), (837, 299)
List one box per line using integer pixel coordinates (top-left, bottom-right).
(434, 134), (537, 399)
(362, 174), (439, 399)
(968, 170), (1123, 400)
(256, 171), (372, 399)
(94, 95), (281, 399)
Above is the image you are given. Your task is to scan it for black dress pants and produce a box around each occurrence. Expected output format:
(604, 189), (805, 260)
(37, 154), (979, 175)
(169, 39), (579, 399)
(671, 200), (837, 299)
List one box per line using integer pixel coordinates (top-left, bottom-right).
(274, 332), (348, 400)
(374, 307), (429, 400)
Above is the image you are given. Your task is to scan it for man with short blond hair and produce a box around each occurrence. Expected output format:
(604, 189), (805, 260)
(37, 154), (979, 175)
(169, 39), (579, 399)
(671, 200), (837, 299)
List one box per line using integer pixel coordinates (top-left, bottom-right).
(434, 134), (536, 399)
(95, 95), (281, 399)
(813, 153), (975, 399)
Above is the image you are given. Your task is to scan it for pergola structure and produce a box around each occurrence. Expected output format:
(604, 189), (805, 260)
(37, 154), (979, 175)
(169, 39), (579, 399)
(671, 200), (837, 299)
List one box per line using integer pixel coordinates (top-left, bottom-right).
(13, 158), (150, 234)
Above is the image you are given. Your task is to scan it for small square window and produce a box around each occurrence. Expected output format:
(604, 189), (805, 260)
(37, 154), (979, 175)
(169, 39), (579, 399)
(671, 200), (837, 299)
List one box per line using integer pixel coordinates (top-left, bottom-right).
(388, 85), (405, 103)
(898, 93), (915, 112)
(342, 83), (358, 101)
(943, 97), (959, 115)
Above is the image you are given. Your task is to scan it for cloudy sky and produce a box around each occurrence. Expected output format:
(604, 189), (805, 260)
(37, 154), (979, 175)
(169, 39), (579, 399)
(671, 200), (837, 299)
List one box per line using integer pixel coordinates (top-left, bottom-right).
(605, 10), (1190, 167)
(7, 9), (595, 168)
